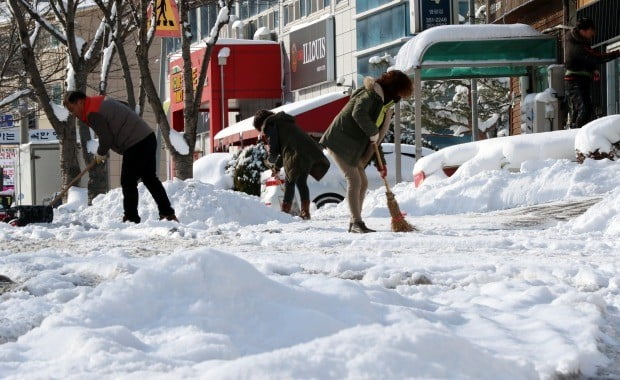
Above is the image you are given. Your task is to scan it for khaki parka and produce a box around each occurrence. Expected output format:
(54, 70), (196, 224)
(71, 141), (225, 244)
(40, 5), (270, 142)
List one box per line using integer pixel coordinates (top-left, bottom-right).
(320, 77), (393, 167)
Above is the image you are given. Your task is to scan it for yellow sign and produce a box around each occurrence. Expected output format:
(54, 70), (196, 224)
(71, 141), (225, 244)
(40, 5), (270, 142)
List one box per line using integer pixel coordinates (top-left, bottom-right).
(170, 66), (199, 104)
(148, 0), (181, 37)
(577, 0), (598, 8)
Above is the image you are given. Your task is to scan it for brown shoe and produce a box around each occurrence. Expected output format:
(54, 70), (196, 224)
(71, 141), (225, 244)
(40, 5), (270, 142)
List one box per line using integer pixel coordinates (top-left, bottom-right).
(349, 221), (375, 233)
(300, 200), (311, 220)
(281, 202), (292, 214)
(159, 214), (179, 222)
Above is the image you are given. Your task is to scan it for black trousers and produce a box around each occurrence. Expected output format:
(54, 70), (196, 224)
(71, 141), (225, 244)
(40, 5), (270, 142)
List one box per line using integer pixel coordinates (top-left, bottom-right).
(565, 77), (593, 129)
(283, 172), (310, 204)
(121, 133), (174, 221)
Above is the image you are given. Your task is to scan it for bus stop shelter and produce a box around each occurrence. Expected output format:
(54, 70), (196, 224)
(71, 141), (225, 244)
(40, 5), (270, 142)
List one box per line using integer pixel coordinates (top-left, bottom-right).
(392, 24), (558, 172)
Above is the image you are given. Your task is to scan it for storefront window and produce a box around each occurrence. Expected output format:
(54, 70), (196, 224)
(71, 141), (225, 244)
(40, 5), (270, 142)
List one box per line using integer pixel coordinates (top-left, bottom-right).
(356, 0), (393, 14)
(189, 9), (198, 43)
(356, 45), (402, 85)
(356, 4), (409, 51)
(200, 3), (217, 39)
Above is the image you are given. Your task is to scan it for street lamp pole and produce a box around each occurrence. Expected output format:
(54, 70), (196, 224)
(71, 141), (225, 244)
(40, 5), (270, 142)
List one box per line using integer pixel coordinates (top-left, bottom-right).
(469, 0), (479, 142)
(218, 48), (231, 147)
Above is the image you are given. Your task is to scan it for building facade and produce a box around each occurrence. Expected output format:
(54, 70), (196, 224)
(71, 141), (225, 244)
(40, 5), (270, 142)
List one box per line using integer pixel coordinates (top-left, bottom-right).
(576, 0), (620, 117)
(166, 0), (471, 152)
(487, 0), (619, 134)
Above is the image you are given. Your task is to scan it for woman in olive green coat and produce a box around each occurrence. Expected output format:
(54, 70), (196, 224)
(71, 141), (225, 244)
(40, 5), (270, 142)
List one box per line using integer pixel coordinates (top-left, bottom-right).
(320, 70), (413, 233)
(254, 110), (330, 219)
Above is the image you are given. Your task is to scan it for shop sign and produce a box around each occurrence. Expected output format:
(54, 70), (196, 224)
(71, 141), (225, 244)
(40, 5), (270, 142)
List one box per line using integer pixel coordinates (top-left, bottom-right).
(0, 128), (19, 144)
(289, 17), (335, 91)
(29, 129), (58, 142)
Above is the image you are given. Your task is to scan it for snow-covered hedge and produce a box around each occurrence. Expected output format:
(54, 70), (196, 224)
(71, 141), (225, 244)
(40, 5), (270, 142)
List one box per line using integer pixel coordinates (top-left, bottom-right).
(227, 143), (269, 196)
(574, 115), (620, 163)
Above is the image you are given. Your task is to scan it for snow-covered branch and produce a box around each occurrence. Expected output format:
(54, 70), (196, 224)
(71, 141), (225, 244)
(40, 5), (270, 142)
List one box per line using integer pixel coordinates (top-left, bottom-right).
(0, 89), (32, 108)
(16, 0), (67, 46)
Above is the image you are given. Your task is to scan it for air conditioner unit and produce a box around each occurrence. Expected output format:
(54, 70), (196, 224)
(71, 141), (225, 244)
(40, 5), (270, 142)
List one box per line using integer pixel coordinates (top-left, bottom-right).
(547, 64), (565, 98)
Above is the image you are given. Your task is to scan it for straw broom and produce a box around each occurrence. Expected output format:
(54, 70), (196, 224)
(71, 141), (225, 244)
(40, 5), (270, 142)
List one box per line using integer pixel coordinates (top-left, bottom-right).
(373, 143), (416, 232)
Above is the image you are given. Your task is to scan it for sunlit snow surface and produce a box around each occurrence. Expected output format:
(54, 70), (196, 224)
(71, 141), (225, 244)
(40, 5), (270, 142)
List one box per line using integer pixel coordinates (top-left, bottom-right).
(1, 159), (619, 379)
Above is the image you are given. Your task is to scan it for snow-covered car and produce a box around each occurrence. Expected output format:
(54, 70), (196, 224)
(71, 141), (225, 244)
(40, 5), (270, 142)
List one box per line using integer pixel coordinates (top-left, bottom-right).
(261, 143), (433, 210)
(413, 129), (581, 187)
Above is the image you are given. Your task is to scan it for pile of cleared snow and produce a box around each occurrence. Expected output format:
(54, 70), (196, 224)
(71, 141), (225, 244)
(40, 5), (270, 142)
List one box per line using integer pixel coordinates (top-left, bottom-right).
(359, 158), (620, 217)
(413, 129), (578, 184)
(54, 179), (290, 227)
(193, 152), (234, 189)
(575, 115), (620, 161)
(563, 187), (620, 235)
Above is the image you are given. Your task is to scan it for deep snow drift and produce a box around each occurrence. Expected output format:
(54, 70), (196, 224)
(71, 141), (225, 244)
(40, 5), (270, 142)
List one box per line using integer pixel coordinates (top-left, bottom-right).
(1, 156), (620, 379)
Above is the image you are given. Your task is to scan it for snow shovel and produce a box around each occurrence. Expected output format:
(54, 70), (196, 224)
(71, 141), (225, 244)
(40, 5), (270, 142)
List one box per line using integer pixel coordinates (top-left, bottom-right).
(7, 161), (96, 226)
(373, 143), (416, 232)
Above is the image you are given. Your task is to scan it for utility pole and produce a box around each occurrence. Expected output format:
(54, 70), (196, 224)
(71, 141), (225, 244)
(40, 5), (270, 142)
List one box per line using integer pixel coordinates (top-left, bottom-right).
(469, 0), (479, 142)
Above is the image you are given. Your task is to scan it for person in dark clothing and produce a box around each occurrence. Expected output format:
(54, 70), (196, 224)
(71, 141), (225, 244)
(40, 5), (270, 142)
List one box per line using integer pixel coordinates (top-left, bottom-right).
(564, 18), (620, 129)
(253, 110), (330, 220)
(63, 91), (177, 224)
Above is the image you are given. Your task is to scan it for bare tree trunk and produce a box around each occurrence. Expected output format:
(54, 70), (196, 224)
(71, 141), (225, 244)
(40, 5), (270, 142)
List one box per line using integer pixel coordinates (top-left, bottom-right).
(8, 0), (81, 192)
(134, 0), (234, 180)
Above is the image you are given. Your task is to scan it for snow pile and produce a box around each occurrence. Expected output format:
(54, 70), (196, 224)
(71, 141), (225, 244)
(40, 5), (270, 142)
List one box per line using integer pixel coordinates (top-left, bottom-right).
(563, 187), (620, 235)
(414, 129), (579, 182)
(1, 249), (609, 378)
(54, 179), (290, 227)
(193, 152), (234, 189)
(574, 115), (620, 161)
(363, 158), (620, 217)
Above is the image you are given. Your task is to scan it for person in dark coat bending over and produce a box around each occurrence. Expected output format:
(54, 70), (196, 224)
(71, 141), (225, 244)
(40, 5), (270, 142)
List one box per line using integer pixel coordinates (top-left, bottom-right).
(253, 110), (330, 220)
(63, 91), (177, 224)
(564, 17), (619, 129)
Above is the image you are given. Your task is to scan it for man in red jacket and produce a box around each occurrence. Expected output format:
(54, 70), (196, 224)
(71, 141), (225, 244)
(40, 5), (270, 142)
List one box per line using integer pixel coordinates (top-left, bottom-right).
(64, 91), (177, 224)
(564, 18), (620, 128)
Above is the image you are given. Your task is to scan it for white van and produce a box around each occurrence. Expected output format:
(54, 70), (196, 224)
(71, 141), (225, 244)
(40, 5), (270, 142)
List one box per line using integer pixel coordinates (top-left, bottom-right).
(260, 143), (433, 210)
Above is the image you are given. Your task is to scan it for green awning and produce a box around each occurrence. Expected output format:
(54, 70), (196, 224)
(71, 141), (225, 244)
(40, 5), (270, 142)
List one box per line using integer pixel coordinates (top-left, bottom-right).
(417, 37), (557, 80)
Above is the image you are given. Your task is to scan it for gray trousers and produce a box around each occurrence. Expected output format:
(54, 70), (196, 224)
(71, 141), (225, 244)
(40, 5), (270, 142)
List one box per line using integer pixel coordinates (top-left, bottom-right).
(329, 149), (368, 223)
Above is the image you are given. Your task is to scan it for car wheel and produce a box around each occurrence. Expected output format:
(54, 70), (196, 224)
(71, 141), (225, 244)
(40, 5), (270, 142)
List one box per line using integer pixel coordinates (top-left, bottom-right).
(314, 193), (344, 209)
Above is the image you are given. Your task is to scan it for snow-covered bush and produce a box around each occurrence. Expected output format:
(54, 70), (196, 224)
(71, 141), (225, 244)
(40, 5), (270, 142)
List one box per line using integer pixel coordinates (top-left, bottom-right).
(226, 143), (268, 196)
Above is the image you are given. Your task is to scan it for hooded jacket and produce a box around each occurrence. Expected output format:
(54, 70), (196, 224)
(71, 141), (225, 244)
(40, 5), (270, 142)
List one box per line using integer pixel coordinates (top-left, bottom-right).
(564, 28), (619, 79)
(263, 112), (330, 182)
(83, 97), (153, 156)
(320, 77), (393, 167)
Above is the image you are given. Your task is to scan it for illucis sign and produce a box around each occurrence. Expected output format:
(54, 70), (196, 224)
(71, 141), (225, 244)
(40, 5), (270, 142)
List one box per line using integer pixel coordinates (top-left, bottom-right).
(289, 17), (335, 91)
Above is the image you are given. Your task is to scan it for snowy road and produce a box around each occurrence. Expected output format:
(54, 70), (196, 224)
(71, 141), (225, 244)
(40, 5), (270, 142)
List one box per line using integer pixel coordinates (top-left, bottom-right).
(1, 158), (620, 379)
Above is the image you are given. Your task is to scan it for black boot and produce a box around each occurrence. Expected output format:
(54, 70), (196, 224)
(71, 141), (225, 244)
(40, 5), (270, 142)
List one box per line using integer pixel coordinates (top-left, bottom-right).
(122, 215), (141, 224)
(349, 221), (376, 233)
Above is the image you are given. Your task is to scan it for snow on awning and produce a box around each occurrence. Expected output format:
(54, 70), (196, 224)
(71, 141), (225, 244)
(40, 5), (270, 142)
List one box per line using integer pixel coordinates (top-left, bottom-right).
(214, 91), (349, 144)
(393, 24), (557, 79)
(168, 38), (280, 61)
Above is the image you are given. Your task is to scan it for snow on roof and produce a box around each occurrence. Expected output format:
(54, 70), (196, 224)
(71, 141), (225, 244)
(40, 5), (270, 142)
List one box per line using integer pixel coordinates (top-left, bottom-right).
(214, 92), (349, 140)
(393, 24), (543, 73)
(169, 38), (279, 61)
(574, 115), (620, 155)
